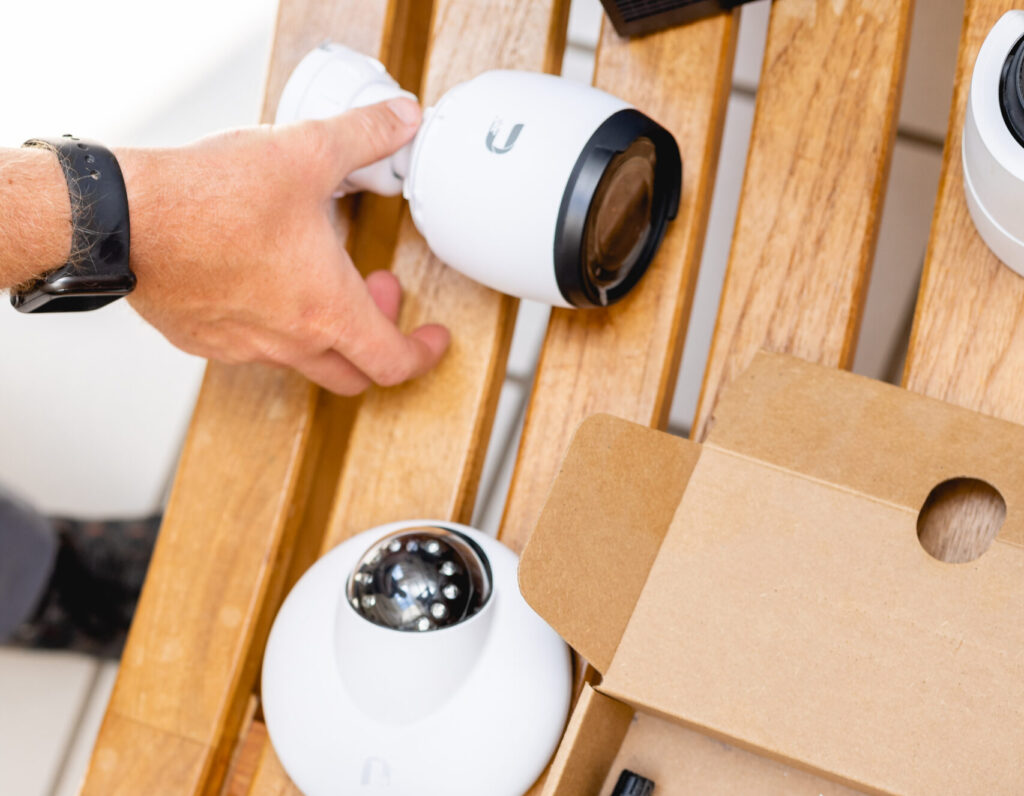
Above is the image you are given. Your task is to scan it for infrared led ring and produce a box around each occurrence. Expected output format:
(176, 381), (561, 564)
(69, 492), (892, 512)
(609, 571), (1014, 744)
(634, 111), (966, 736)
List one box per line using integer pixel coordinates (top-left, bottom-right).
(346, 526), (492, 632)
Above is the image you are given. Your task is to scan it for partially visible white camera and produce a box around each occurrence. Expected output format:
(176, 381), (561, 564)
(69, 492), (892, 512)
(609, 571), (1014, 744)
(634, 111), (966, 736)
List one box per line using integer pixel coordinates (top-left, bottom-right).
(261, 520), (572, 796)
(277, 43), (682, 308)
(963, 11), (1024, 275)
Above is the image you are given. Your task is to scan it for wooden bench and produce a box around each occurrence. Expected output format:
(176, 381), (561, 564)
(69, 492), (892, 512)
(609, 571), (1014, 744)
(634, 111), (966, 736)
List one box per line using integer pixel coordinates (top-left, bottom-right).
(79, 0), (1020, 793)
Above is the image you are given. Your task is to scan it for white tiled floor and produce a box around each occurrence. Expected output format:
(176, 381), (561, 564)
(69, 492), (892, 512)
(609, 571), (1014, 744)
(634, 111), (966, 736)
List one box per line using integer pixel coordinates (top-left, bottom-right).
(0, 650), (100, 796)
(1, 0), (966, 792)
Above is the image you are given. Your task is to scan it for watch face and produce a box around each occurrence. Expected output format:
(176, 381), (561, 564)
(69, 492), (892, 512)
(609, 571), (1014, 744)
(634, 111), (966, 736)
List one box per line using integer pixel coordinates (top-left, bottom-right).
(10, 271), (136, 313)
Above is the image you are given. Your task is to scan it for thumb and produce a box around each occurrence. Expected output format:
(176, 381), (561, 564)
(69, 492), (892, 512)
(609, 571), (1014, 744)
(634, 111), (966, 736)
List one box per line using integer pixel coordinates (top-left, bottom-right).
(319, 98), (421, 186)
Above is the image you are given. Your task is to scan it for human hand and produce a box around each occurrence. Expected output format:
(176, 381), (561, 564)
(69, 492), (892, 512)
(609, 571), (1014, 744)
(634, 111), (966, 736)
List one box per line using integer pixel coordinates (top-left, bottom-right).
(117, 98), (449, 395)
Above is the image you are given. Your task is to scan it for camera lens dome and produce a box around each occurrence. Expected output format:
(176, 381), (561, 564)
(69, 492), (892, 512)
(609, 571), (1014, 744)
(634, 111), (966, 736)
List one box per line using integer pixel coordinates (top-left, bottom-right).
(346, 527), (492, 632)
(554, 109), (682, 308)
(584, 137), (657, 290)
(1001, 34), (1024, 146)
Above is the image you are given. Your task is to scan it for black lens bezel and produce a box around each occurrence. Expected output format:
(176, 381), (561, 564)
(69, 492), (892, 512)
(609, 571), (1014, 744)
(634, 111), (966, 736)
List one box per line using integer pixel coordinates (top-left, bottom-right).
(553, 109), (682, 308)
(999, 33), (1024, 147)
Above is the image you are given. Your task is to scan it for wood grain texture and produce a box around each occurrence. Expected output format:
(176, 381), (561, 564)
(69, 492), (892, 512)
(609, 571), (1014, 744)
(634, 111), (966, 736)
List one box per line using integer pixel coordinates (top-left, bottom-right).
(82, 4), (400, 795)
(244, 724), (295, 796)
(222, 700), (262, 796)
(319, 0), (571, 552)
(83, 365), (316, 796)
(499, 13), (737, 555)
(902, 0), (1021, 561)
(692, 0), (914, 442)
(84, 713), (212, 796)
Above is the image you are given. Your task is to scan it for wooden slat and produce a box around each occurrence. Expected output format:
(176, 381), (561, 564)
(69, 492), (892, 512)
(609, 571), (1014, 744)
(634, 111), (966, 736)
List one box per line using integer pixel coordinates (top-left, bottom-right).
(221, 700), (262, 796)
(903, 0), (1020, 560)
(82, 364), (317, 796)
(245, 735), (293, 796)
(81, 4), (412, 795)
(692, 0), (915, 442)
(243, 2), (572, 793)
(499, 12), (737, 555)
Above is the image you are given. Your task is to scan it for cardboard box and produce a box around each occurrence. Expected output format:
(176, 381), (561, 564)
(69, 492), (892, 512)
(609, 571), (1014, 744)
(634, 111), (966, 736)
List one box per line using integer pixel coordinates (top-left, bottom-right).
(520, 353), (1024, 795)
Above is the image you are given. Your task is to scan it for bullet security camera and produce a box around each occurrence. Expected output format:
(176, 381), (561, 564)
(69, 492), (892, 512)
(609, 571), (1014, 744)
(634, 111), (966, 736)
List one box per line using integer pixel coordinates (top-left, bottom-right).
(261, 520), (572, 796)
(277, 43), (682, 308)
(963, 11), (1024, 275)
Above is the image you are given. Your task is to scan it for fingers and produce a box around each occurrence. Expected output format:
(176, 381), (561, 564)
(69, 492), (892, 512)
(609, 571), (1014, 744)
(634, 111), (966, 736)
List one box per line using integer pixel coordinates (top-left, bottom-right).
(291, 269), (448, 395)
(364, 270), (402, 322)
(292, 349), (372, 396)
(317, 98), (421, 188)
(327, 267), (450, 387)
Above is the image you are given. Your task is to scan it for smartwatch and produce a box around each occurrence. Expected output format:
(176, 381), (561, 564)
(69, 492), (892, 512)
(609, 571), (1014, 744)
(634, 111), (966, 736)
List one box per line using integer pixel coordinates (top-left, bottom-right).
(11, 135), (134, 313)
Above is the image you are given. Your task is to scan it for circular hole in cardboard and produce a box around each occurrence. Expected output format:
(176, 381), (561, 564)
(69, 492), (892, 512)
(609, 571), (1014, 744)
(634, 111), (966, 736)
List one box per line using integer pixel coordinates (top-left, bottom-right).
(917, 478), (1005, 563)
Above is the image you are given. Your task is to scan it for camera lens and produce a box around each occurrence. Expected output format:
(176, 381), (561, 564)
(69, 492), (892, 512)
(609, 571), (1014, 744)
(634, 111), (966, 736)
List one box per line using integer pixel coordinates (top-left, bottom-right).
(584, 137), (656, 290)
(347, 527), (492, 632)
(1000, 34), (1024, 147)
(553, 109), (682, 308)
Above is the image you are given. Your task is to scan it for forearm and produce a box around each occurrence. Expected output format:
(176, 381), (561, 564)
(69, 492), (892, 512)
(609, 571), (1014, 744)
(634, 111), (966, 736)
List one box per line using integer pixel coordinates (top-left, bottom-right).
(0, 147), (72, 289)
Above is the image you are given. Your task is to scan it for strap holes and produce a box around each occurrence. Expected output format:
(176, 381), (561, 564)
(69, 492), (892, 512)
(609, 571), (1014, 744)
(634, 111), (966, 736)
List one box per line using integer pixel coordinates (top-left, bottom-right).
(84, 154), (95, 164)
(88, 169), (100, 180)
(77, 142), (88, 150)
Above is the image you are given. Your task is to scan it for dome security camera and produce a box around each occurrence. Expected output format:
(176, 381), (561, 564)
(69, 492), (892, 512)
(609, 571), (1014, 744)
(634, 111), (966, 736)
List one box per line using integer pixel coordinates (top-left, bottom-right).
(276, 43), (683, 308)
(963, 11), (1024, 275)
(261, 520), (572, 796)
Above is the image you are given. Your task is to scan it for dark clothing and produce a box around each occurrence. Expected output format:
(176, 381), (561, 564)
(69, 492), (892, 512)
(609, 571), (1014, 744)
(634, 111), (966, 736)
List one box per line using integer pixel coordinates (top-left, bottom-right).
(0, 487), (57, 640)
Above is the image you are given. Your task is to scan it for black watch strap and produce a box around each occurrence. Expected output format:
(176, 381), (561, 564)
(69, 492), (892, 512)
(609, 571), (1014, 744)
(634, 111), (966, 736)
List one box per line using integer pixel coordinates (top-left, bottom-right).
(11, 135), (133, 313)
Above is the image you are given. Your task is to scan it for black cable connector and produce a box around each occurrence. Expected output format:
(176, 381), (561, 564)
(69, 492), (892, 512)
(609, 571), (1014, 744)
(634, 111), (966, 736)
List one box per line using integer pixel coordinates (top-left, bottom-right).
(611, 769), (655, 796)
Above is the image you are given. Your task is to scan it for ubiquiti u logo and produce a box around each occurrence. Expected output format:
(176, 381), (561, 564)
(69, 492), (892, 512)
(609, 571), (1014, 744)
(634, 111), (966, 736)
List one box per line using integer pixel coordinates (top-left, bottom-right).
(485, 119), (524, 153)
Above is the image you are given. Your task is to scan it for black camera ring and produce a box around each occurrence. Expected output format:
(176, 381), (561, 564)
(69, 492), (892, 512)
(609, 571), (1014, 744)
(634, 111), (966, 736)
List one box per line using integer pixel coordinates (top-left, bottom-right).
(999, 33), (1024, 147)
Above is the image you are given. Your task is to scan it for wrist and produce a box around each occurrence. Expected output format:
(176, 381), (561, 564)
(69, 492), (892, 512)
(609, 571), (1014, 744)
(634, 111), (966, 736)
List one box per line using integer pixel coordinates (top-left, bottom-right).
(0, 147), (72, 289)
(114, 147), (161, 289)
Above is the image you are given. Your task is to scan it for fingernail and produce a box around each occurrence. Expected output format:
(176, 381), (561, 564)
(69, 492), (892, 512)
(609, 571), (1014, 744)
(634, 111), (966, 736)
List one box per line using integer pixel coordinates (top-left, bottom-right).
(388, 98), (421, 126)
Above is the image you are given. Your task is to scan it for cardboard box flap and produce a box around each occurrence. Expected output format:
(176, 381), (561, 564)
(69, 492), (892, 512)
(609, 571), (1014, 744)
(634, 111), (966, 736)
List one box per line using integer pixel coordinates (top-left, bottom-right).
(707, 352), (1024, 538)
(590, 354), (1024, 794)
(519, 414), (701, 674)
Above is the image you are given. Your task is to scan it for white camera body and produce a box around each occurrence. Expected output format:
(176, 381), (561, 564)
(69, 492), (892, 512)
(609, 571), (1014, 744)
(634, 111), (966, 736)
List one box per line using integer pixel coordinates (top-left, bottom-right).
(277, 43), (682, 308)
(963, 11), (1024, 275)
(261, 520), (572, 796)
(405, 70), (626, 307)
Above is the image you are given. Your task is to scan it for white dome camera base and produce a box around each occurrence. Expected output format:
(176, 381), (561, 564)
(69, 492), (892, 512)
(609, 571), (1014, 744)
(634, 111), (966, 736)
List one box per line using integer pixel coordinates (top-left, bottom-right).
(261, 520), (572, 796)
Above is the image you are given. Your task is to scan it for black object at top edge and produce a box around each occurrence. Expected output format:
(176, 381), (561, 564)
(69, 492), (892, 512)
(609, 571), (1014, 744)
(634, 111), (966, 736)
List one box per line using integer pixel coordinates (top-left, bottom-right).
(599, 0), (753, 38)
(1000, 34), (1024, 148)
(611, 768), (655, 796)
(553, 109), (682, 309)
(11, 136), (133, 313)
